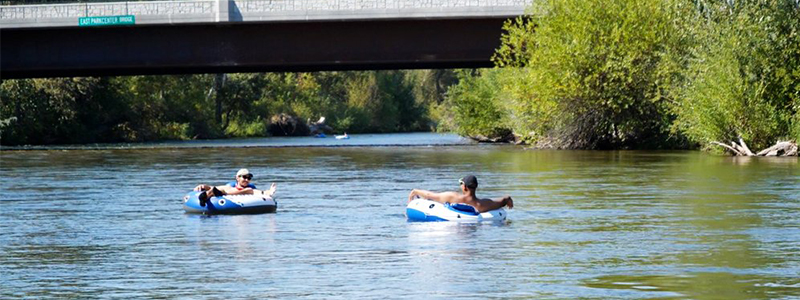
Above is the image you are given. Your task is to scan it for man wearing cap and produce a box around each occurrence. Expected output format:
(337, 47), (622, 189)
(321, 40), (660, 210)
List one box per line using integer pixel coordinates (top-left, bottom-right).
(193, 168), (277, 206)
(408, 175), (513, 213)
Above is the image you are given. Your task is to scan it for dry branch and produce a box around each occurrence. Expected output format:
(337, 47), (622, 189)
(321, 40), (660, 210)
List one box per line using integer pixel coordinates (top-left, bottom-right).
(738, 138), (755, 156)
(713, 139), (798, 156)
(712, 141), (744, 156)
(755, 141), (798, 156)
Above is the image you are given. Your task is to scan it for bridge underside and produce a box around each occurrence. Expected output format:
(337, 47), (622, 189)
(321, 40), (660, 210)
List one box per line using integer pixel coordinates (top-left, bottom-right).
(1, 17), (508, 78)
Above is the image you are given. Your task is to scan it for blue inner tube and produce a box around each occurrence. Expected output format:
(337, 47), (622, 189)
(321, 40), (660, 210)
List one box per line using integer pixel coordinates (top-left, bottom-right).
(183, 191), (277, 215)
(405, 198), (506, 222)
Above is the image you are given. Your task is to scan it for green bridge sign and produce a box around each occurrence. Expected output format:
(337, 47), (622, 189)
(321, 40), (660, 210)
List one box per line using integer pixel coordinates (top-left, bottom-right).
(79, 15), (135, 27)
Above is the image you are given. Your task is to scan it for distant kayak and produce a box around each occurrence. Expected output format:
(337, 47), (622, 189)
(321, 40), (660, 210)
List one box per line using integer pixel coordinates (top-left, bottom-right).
(183, 191), (277, 215)
(335, 133), (349, 140)
(314, 133), (327, 138)
(405, 198), (506, 222)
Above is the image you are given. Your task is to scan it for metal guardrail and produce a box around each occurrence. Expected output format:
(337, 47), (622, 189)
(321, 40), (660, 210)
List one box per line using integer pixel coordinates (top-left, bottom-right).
(1, 1), (215, 19)
(234, 0), (529, 11)
(0, 0), (529, 28)
(1, 0), (528, 18)
(0, 0), (139, 4)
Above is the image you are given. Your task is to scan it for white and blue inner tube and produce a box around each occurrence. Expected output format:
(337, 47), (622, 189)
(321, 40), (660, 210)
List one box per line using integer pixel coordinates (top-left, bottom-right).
(183, 191), (277, 215)
(405, 198), (506, 222)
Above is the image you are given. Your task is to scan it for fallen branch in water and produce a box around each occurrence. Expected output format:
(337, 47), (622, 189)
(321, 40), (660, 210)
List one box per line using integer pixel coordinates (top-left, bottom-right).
(756, 141), (798, 156)
(712, 139), (798, 156)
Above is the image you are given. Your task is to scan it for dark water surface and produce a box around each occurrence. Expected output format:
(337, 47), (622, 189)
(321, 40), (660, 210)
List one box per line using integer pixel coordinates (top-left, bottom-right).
(1, 133), (798, 299)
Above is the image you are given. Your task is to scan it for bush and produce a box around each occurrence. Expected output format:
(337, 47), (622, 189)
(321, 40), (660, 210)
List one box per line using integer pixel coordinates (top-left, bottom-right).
(443, 70), (510, 138)
(1, 70), (446, 145)
(472, 0), (692, 149)
(671, 0), (800, 150)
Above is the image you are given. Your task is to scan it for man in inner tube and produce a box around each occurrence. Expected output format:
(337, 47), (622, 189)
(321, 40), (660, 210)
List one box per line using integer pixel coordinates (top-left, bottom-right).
(407, 175), (513, 213)
(193, 168), (277, 207)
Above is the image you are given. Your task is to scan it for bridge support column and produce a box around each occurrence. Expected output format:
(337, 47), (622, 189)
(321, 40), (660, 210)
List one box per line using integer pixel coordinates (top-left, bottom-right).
(216, 0), (230, 22)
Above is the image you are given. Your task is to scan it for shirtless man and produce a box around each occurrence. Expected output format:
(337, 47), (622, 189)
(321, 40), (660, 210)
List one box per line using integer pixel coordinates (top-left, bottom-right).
(194, 168), (277, 206)
(408, 175), (513, 213)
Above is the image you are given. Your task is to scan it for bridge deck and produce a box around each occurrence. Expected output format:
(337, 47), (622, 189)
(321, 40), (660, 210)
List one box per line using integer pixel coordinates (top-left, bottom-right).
(0, 1), (528, 78)
(1, 0), (527, 28)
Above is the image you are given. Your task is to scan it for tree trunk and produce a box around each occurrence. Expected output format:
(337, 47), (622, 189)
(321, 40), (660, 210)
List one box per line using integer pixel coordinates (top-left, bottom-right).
(213, 73), (226, 126)
(713, 139), (798, 156)
(755, 141), (798, 156)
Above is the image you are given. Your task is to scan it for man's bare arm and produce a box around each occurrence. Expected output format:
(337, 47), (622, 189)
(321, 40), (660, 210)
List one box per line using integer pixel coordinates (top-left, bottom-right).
(473, 196), (513, 213)
(408, 189), (459, 203)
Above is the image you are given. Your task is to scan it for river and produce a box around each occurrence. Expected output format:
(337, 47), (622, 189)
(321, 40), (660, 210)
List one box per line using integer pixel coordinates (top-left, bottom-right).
(1, 133), (798, 299)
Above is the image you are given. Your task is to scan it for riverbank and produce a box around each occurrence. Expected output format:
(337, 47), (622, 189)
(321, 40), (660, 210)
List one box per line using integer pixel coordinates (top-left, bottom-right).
(0, 132), (472, 151)
(0, 71), (454, 146)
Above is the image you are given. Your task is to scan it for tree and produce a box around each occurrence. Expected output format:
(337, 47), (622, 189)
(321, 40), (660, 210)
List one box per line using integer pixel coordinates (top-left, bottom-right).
(671, 0), (800, 153)
(459, 0), (693, 149)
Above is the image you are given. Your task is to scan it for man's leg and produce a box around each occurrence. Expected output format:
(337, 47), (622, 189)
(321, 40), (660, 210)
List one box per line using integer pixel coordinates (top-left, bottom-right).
(198, 186), (225, 207)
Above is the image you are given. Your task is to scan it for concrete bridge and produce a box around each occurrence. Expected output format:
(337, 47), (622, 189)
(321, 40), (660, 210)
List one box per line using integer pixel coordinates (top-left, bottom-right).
(0, 0), (528, 78)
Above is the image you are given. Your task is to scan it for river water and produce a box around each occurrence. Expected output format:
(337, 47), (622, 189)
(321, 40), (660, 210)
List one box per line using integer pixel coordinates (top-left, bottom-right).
(1, 133), (798, 299)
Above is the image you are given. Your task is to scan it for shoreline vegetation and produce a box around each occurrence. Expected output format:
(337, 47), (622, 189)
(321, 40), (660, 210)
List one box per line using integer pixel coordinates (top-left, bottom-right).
(0, 132), (472, 151)
(444, 0), (799, 156)
(1, 71), (455, 146)
(1, 0), (798, 156)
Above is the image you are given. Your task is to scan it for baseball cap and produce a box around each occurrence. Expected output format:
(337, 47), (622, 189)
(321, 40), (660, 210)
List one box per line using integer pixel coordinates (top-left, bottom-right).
(459, 175), (478, 189)
(236, 168), (252, 177)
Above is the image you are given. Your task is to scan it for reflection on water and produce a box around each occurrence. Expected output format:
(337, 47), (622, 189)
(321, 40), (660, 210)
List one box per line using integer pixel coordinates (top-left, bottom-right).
(1, 135), (798, 299)
(585, 272), (800, 299)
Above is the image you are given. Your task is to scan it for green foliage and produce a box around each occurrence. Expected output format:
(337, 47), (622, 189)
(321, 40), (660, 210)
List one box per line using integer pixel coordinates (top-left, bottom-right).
(0, 77), (129, 144)
(443, 69), (509, 138)
(793, 114), (800, 142)
(224, 120), (267, 137)
(489, 0), (692, 148)
(119, 75), (214, 141)
(252, 70), (430, 134)
(408, 69), (459, 131)
(446, 0), (798, 150)
(672, 0), (800, 150)
(1, 70), (448, 146)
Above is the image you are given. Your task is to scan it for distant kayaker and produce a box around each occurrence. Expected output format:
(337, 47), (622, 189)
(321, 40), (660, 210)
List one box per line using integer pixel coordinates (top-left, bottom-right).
(408, 175), (513, 213)
(194, 168), (277, 206)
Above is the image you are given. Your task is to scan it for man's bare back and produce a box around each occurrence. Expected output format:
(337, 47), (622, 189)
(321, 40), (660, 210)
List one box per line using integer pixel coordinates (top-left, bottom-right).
(408, 175), (513, 213)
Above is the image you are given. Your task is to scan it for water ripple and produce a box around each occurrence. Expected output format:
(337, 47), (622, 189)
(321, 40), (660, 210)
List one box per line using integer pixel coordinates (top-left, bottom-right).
(1, 141), (798, 299)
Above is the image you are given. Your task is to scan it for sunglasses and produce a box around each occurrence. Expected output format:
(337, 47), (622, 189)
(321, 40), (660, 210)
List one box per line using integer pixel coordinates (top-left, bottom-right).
(240, 175), (253, 180)
(459, 179), (464, 185)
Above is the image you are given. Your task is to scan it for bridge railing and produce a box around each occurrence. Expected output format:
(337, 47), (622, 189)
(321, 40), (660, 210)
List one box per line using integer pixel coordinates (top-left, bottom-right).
(0, 0), (217, 28)
(233, 0), (527, 22)
(1, 0), (528, 28)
